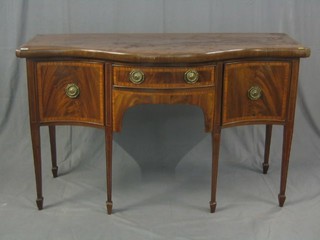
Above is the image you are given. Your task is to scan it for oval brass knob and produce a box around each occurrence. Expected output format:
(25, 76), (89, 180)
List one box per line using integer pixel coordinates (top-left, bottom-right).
(65, 83), (80, 99)
(129, 69), (144, 84)
(184, 69), (199, 84)
(248, 86), (262, 100)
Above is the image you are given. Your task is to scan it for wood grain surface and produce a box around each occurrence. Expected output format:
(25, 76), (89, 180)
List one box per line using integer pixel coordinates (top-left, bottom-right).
(222, 61), (291, 126)
(112, 88), (215, 132)
(36, 61), (104, 126)
(113, 65), (215, 89)
(16, 33), (310, 63)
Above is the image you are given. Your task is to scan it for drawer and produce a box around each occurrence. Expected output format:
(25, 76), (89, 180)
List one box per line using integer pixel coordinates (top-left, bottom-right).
(36, 61), (104, 125)
(222, 61), (291, 126)
(113, 65), (215, 89)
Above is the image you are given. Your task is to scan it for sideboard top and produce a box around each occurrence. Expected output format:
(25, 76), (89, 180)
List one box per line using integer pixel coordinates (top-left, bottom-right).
(16, 33), (310, 63)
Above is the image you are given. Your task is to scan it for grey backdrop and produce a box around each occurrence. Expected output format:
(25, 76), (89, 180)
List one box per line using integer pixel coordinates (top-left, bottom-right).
(1, 0), (320, 239)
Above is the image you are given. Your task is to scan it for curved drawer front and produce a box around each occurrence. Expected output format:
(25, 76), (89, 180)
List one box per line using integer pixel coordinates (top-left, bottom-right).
(222, 61), (291, 126)
(113, 65), (215, 89)
(36, 61), (104, 125)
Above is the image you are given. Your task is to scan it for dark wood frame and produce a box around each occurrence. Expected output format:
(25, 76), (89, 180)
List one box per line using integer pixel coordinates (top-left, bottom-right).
(17, 34), (309, 214)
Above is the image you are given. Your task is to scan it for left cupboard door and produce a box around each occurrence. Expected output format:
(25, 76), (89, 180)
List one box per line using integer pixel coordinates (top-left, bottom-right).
(36, 61), (105, 126)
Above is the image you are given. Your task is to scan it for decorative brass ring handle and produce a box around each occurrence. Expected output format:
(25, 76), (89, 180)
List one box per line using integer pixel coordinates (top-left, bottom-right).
(184, 69), (199, 84)
(129, 69), (145, 84)
(65, 83), (80, 99)
(248, 86), (262, 100)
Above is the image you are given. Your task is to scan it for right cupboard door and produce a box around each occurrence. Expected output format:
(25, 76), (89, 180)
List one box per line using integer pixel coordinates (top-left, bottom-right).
(222, 61), (291, 127)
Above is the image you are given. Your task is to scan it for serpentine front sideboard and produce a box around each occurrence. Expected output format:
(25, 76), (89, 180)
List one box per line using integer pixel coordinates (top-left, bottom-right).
(16, 33), (310, 214)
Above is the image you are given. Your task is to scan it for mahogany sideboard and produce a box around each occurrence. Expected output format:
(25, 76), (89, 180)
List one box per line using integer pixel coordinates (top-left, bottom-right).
(16, 33), (310, 214)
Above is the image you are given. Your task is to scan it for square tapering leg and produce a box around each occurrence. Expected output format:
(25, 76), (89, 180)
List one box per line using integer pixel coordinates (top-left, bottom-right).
(30, 124), (43, 210)
(49, 126), (58, 178)
(106, 127), (113, 214)
(210, 130), (221, 213)
(263, 125), (272, 174)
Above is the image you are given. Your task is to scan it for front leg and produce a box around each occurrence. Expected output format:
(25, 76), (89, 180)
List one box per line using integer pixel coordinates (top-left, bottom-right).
(210, 129), (221, 213)
(30, 123), (43, 210)
(278, 124), (294, 207)
(105, 127), (113, 214)
(263, 124), (272, 174)
(49, 126), (58, 178)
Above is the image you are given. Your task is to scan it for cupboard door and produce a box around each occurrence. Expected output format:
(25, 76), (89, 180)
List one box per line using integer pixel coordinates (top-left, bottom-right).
(222, 61), (291, 126)
(36, 61), (104, 126)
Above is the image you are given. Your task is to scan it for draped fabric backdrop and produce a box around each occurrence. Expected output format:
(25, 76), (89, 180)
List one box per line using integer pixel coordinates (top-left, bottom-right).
(1, 1), (319, 239)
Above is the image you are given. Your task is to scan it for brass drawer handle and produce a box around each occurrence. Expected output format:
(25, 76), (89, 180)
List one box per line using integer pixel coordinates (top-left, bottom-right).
(65, 83), (80, 98)
(184, 69), (199, 84)
(129, 69), (144, 84)
(248, 86), (262, 100)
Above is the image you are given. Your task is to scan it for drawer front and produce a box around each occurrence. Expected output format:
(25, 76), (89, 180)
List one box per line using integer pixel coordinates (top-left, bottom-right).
(113, 65), (215, 89)
(222, 61), (291, 126)
(36, 61), (104, 125)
